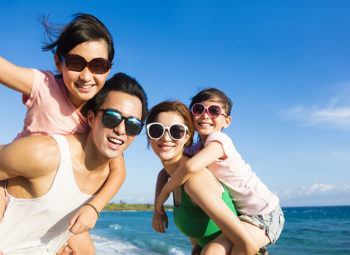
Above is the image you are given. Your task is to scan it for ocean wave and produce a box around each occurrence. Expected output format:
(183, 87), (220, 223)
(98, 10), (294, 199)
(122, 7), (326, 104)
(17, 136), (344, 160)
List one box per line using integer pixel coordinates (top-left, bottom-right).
(109, 224), (122, 230)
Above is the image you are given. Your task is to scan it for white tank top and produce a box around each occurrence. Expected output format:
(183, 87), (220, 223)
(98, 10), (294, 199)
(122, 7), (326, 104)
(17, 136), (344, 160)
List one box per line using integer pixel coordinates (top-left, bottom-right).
(0, 135), (91, 255)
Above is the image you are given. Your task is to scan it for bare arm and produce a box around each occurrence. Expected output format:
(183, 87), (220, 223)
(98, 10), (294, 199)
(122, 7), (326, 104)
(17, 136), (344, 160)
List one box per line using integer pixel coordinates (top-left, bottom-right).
(156, 142), (224, 212)
(0, 136), (58, 180)
(152, 169), (170, 233)
(184, 170), (259, 254)
(0, 56), (34, 95)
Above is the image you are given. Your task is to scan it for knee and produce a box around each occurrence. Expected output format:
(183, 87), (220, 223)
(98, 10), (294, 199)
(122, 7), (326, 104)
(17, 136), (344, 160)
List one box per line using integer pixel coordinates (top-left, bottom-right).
(201, 242), (227, 255)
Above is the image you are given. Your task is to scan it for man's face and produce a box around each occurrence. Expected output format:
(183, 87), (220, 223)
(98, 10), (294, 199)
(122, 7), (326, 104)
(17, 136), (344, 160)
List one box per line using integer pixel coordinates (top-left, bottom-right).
(88, 91), (143, 159)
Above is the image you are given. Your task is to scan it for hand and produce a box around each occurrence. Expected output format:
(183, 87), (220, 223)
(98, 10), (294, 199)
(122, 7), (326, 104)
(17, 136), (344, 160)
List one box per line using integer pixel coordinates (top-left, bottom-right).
(69, 204), (99, 235)
(152, 206), (168, 233)
(56, 244), (76, 255)
(155, 192), (170, 214)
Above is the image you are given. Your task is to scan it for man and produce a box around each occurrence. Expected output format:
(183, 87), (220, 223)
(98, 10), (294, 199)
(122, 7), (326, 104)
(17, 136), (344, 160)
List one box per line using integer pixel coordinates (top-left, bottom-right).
(0, 73), (148, 254)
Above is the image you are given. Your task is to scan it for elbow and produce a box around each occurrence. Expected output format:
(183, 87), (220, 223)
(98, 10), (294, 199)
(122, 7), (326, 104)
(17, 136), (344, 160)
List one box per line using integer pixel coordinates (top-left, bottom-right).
(184, 161), (198, 174)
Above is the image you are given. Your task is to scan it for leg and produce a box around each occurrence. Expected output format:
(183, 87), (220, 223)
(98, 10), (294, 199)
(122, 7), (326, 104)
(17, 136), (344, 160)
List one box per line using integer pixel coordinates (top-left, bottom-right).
(66, 232), (95, 255)
(201, 233), (231, 255)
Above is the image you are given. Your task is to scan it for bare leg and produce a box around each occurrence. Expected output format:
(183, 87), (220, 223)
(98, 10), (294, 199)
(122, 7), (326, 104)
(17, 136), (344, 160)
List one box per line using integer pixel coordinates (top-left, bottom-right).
(201, 233), (231, 255)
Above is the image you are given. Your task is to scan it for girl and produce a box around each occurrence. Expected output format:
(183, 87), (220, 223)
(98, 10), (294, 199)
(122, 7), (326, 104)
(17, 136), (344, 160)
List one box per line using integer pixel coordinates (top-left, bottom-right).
(147, 101), (259, 255)
(154, 88), (284, 254)
(0, 13), (124, 254)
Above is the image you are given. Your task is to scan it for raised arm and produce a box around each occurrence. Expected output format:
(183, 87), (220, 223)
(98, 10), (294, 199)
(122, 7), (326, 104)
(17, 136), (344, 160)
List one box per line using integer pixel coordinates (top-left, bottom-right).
(0, 56), (34, 95)
(156, 141), (224, 212)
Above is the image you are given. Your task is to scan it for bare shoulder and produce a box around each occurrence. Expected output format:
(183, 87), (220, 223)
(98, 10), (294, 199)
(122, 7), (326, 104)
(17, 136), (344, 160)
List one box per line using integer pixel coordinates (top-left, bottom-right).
(0, 135), (60, 177)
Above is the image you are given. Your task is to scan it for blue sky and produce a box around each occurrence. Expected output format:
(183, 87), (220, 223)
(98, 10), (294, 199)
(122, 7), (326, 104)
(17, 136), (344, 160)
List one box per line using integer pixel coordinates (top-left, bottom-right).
(1, 0), (349, 206)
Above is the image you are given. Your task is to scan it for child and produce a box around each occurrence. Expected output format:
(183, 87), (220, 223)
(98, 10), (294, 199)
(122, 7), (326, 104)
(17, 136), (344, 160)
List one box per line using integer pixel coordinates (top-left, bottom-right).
(0, 13), (125, 254)
(154, 88), (284, 254)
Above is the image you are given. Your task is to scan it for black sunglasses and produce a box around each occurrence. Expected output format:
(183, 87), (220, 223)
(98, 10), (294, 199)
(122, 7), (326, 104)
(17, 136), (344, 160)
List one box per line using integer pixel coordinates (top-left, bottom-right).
(99, 109), (143, 136)
(146, 122), (188, 140)
(64, 54), (111, 74)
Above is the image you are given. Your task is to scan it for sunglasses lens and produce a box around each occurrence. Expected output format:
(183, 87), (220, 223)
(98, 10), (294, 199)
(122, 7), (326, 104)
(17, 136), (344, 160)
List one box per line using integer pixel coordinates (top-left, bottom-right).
(208, 105), (222, 117)
(65, 54), (86, 72)
(148, 123), (164, 139)
(192, 104), (205, 116)
(125, 118), (144, 136)
(89, 58), (111, 74)
(102, 110), (122, 128)
(169, 124), (186, 140)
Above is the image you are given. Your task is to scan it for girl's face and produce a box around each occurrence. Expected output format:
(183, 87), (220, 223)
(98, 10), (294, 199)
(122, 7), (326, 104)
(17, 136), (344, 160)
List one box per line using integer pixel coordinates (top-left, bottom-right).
(55, 40), (111, 109)
(149, 111), (190, 165)
(192, 100), (231, 141)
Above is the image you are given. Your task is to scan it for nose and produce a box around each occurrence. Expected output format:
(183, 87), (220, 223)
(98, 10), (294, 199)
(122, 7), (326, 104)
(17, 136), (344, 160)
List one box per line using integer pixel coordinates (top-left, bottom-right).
(79, 66), (93, 82)
(113, 119), (126, 135)
(162, 129), (172, 141)
(202, 109), (210, 119)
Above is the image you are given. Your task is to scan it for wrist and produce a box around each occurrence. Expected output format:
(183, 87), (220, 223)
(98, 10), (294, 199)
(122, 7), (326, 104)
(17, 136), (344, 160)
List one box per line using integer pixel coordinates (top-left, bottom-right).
(84, 203), (100, 218)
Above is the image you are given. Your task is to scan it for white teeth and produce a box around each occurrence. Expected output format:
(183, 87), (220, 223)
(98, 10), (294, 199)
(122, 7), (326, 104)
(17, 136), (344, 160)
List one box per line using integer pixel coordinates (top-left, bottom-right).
(76, 84), (93, 89)
(199, 123), (212, 127)
(108, 137), (123, 145)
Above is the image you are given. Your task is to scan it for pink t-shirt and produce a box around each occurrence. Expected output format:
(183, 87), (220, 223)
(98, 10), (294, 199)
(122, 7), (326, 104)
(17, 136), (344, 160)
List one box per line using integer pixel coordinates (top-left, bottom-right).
(187, 132), (279, 215)
(17, 69), (89, 138)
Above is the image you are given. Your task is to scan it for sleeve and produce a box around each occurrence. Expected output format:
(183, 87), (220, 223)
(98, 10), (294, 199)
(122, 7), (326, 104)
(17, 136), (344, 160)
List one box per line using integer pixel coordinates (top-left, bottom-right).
(204, 131), (235, 159)
(22, 69), (48, 108)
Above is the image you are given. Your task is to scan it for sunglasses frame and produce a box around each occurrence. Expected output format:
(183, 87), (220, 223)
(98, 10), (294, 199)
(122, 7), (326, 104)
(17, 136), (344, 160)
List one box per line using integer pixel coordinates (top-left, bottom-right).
(64, 54), (112, 74)
(99, 108), (144, 136)
(146, 122), (188, 141)
(191, 103), (227, 118)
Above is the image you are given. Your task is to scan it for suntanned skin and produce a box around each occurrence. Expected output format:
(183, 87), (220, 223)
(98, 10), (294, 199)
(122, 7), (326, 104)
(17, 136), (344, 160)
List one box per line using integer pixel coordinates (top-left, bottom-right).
(0, 91), (143, 255)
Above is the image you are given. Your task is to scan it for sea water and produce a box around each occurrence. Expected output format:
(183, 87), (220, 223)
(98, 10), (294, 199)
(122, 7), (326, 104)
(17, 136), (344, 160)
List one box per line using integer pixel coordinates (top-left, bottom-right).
(91, 206), (350, 254)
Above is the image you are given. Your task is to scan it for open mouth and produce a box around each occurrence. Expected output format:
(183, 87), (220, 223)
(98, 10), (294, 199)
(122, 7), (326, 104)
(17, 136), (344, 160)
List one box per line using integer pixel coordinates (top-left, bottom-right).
(107, 137), (124, 148)
(75, 83), (94, 91)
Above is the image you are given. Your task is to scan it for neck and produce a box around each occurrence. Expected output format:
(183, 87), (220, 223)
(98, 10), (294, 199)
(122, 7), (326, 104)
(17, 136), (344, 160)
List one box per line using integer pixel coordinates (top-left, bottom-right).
(76, 134), (110, 172)
(161, 153), (183, 176)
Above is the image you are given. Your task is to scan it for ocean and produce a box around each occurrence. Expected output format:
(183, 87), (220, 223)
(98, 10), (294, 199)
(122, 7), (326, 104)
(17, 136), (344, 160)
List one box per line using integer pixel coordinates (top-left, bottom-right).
(91, 206), (350, 254)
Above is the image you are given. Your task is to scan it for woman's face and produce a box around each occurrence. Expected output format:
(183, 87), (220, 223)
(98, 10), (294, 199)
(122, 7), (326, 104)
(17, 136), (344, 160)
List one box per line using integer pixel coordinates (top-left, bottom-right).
(149, 111), (190, 164)
(55, 40), (111, 109)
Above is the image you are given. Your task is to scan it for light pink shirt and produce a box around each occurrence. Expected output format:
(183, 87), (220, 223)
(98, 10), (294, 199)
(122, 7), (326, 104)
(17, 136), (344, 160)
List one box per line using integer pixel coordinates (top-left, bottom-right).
(17, 69), (89, 138)
(187, 132), (279, 215)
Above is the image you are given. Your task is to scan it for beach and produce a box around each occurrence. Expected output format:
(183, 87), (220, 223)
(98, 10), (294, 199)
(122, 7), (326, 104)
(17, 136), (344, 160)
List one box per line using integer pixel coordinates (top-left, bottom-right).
(91, 205), (350, 254)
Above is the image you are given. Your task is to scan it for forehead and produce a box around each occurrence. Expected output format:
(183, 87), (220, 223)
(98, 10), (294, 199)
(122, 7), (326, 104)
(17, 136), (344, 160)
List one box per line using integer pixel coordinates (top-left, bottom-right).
(68, 40), (109, 60)
(156, 111), (185, 125)
(200, 99), (224, 107)
(101, 91), (142, 119)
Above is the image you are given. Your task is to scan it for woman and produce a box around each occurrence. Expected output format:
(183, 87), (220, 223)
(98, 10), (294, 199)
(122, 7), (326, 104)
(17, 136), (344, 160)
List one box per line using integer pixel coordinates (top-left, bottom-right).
(147, 101), (260, 255)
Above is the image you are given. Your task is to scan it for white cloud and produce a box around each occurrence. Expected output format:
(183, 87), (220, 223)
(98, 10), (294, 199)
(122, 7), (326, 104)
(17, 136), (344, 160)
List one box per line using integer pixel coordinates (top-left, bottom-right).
(280, 183), (350, 206)
(283, 83), (350, 130)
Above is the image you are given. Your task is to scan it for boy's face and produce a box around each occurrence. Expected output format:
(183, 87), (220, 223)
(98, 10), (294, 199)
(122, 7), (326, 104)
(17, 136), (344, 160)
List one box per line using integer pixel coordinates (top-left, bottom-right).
(192, 100), (231, 140)
(88, 90), (143, 159)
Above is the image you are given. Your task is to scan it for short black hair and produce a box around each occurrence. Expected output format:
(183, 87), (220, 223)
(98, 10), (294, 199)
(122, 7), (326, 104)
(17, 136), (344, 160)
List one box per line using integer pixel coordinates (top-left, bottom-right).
(84, 73), (148, 121)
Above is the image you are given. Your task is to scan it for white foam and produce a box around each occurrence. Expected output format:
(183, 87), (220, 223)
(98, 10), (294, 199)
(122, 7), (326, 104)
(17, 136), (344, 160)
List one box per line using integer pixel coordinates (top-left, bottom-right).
(109, 223), (122, 230)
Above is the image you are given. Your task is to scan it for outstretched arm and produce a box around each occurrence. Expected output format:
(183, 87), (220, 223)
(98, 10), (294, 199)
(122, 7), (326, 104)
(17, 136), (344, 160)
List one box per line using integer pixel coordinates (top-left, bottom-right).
(69, 155), (126, 235)
(156, 141), (224, 213)
(0, 56), (34, 95)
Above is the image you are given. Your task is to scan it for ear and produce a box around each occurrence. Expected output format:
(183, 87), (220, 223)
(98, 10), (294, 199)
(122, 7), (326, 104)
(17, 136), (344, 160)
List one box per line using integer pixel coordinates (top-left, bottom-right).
(87, 110), (96, 128)
(54, 54), (62, 73)
(222, 115), (232, 129)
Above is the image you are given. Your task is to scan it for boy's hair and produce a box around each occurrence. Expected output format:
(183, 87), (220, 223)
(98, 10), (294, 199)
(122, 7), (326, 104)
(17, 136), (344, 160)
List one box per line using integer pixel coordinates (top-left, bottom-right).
(85, 73), (148, 121)
(189, 88), (233, 116)
(42, 13), (114, 62)
(146, 101), (194, 148)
